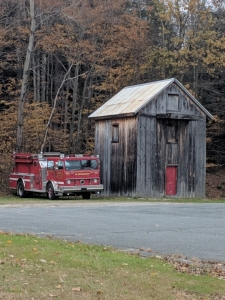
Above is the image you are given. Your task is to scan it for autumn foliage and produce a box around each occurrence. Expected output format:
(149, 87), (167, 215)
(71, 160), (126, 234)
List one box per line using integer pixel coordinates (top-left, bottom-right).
(0, 0), (225, 182)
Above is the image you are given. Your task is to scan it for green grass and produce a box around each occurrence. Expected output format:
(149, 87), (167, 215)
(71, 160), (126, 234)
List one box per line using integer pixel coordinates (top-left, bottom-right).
(1, 194), (225, 205)
(0, 232), (225, 300)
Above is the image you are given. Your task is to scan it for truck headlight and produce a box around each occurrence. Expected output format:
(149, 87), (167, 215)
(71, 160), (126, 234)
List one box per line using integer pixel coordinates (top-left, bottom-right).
(91, 178), (99, 184)
(66, 179), (74, 184)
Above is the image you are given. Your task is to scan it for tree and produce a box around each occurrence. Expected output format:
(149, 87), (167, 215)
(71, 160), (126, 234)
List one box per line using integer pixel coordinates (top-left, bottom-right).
(1, 0), (225, 165)
(16, 0), (36, 152)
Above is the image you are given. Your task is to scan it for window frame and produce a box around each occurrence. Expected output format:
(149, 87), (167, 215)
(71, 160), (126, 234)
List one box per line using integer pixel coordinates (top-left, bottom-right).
(112, 123), (119, 143)
(167, 93), (180, 112)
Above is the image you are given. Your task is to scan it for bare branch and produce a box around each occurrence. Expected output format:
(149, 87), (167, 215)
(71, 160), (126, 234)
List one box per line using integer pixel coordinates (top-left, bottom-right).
(40, 65), (88, 153)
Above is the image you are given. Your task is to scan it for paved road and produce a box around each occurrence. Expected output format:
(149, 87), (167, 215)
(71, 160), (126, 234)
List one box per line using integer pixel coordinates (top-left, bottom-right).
(0, 202), (224, 262)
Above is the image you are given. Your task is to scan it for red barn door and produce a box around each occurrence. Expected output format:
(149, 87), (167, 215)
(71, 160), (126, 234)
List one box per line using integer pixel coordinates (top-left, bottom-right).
(165, 166), (177, 195)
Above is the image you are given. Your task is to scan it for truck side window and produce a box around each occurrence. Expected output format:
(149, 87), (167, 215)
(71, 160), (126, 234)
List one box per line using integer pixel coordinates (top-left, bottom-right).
(81, 159), (97, 169)
(47, 161), (54, 169)
(57, 161), (64, 169)
(65, 160), (81, 170)
(91, 160), (97, 169)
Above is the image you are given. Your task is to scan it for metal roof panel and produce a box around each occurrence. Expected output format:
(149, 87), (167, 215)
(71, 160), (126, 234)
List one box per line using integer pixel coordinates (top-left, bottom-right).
(89, 78), (213, 119)
(89, 79), (173, 118)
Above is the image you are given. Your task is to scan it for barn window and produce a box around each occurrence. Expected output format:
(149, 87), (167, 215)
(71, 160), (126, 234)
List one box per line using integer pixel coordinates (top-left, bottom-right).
(112, 124), (119, 143)
(167, 94), (179, 111)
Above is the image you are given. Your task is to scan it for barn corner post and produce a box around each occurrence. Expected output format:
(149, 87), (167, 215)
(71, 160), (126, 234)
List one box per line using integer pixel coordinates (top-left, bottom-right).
(16, 0), (36, 152)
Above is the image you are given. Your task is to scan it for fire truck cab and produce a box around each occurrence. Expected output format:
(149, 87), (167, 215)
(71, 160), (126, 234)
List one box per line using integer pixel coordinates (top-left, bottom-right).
(9, 152), (104, 200)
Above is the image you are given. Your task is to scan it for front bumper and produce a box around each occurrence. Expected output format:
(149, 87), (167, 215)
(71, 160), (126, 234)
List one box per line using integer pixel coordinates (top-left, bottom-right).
(55, 184), (104, 195)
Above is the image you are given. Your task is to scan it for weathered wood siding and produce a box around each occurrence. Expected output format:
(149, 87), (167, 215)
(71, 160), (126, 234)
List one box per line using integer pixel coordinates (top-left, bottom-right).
(94, 120), (111, 195)
(94, 81), (207, 198)
(154, 119), (205, 198)
(136, 116), (157, 197)
(94, 117), (138, 196)
(135, 82), (206, 198)
(142, 83), (206, 118)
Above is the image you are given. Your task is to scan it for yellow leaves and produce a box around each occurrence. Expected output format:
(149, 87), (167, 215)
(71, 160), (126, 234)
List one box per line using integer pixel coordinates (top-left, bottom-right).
(7, 240), (12, 244)
(150, 272), (159, 277)
(72, 287), (81, 292)
(55, 284), (82, 297)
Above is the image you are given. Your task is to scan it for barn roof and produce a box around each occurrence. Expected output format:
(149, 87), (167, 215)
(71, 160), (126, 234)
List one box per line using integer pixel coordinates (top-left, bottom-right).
(89, 78), (213, 119)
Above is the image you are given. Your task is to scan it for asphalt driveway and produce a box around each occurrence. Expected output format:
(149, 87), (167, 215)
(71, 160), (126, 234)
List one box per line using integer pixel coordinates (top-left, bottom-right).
(0, 202), (224, 262)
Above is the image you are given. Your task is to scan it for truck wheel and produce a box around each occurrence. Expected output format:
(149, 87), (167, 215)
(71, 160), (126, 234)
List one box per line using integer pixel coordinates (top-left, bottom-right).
(17, 181), (26, 198)
(82, 192), (91, 200)
(46, 183), (56, 200)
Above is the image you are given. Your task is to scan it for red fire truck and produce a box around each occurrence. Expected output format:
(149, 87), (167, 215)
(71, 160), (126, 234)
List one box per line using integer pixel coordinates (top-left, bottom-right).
(9, 152), (104, 199)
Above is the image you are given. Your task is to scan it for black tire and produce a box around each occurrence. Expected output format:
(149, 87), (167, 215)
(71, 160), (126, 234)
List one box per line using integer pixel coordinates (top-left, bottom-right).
(17, 181), (26, 198)
(46, 182), (56, 200)
(82, 192), (91, 200)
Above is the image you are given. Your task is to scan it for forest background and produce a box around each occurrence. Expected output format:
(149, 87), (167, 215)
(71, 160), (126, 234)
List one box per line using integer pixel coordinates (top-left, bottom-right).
(0, 0), (225, 196)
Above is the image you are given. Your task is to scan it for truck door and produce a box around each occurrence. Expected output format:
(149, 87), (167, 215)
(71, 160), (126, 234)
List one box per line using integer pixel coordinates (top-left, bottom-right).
(33, 168), (42, 190)
(54, 160), (64, 182)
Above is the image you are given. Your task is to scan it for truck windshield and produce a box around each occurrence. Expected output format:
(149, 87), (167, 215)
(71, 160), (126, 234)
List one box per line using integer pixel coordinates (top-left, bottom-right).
(65, 159), (98, 171)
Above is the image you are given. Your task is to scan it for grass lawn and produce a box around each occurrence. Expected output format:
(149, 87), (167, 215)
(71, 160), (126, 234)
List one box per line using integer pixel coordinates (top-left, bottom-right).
(1, 194), (225, 205)
(0, 232), (225, 300)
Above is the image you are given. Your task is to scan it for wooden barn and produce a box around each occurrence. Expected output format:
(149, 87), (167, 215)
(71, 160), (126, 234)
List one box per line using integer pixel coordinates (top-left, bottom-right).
(89, 78), (213, 198)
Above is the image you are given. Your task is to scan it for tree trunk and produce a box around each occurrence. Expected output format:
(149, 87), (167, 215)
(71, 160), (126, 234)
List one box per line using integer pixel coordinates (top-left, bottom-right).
(37, 51), (41, 101)
(41, 53), (47, 102)
(69, 62), (80, 153)
(63, 82), (69, 152)
(32, 54), (37, 101)
(75, 67), (93, 151)
(16, 0), (35, 152)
